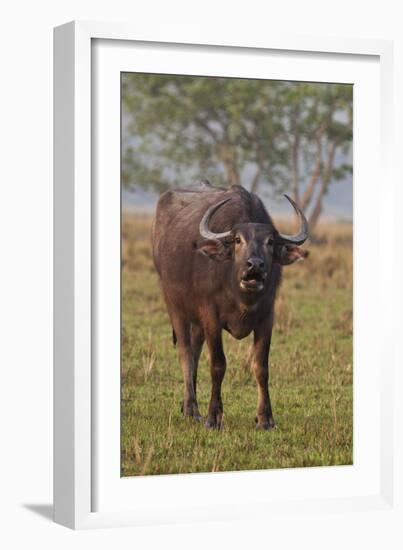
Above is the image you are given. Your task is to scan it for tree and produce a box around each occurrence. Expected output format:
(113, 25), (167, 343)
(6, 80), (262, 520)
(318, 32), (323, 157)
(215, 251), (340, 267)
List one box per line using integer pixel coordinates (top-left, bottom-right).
(122, 74), (352, 230)
(278, 82), (352, 228)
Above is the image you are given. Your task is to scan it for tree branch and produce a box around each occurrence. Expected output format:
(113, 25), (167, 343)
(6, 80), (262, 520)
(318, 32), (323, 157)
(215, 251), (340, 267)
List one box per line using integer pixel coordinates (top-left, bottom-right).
(194, 116), (220, 142)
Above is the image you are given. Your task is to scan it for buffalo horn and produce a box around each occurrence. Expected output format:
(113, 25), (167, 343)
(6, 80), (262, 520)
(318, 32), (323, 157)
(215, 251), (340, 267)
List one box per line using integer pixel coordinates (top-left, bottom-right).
(276, 194), (309, 245)
(199, 198), (232, 240)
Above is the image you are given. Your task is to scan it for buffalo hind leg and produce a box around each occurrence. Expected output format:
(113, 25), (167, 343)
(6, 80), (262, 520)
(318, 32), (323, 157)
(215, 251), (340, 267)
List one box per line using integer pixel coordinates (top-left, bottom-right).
(190, 323), (205, 399)
(253, 318), (275, 430)
(205, 329), (226, 429)
(172, 316), (202, 422)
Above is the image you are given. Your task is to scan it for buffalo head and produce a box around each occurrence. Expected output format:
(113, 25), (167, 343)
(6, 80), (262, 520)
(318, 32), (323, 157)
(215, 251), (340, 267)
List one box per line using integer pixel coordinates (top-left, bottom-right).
(197, 195), (309, 294)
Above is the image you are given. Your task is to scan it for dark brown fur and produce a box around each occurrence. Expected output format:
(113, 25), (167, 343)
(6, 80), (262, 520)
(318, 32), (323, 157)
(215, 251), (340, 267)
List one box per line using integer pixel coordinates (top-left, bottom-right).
(151, 180), (305, 429)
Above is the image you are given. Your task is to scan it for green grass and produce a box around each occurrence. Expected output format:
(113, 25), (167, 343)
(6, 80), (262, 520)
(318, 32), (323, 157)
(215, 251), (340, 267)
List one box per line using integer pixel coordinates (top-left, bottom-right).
(121, 215), (353, 476)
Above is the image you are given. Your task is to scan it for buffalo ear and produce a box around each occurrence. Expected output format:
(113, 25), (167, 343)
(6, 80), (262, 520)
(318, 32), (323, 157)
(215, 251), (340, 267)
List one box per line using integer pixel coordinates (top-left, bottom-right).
(195, 239), (232, 261)
(275, 244), (309, 265)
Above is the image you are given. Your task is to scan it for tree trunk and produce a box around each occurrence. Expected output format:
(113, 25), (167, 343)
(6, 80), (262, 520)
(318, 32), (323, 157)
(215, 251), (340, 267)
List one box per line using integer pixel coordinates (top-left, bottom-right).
(308, 192), (323, 230)
(301, 136), (322, 210)
(250, 167), (261, 193)
(307, 141), (338, 232)
(291, 106), (300, 205)
(224, 160), (240, 186)
(220, 142), (240, 186)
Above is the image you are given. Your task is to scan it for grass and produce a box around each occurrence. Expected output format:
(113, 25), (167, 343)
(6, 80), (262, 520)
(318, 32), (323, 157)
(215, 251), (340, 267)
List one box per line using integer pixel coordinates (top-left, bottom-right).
(121, 214), (353, 476)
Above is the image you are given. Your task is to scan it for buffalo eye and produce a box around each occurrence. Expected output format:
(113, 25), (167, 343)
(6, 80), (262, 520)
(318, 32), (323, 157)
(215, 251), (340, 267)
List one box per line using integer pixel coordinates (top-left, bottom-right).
(235, 236), (241, 244)
(266, 237), (274, 246)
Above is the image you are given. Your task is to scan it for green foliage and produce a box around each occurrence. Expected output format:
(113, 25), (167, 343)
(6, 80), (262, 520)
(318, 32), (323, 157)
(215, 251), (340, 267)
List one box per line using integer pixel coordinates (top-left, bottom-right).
(122, 74), (353, 202)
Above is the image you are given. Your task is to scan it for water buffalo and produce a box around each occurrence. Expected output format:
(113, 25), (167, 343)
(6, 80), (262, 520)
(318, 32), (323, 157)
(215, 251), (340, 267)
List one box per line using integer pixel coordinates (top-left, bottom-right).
(151, 180), (309, 429)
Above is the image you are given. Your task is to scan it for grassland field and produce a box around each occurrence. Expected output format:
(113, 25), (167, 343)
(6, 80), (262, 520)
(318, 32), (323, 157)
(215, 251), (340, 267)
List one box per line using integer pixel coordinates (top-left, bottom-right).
(121, 213), (353, 476)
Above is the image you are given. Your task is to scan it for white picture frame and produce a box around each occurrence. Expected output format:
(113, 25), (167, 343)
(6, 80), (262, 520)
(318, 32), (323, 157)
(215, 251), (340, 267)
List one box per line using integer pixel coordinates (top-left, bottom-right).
(54, 20), (401, 531)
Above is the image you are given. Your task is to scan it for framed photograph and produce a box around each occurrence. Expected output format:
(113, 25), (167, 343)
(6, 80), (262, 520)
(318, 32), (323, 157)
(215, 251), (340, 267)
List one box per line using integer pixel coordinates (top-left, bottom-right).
(54, 21), (399, 530)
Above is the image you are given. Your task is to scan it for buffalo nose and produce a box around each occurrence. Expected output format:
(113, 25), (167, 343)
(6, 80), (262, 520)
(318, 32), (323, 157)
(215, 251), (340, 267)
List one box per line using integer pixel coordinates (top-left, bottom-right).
(247, 257), (264, 271)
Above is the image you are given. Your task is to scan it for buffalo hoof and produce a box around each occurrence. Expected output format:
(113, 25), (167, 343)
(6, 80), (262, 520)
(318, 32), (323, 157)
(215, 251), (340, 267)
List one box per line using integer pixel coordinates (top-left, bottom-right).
(181, 400), (203, 423)
(255, 416), (276, 430)
(205, 419), (222, 429)
(205, 411), (223, 429)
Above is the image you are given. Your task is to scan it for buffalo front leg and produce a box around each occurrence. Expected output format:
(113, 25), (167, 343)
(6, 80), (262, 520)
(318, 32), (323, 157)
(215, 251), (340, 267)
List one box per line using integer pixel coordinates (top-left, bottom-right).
(173, 317), (202, 422)
(205, 330), (226, 429)
(253, 318), (275, 430)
